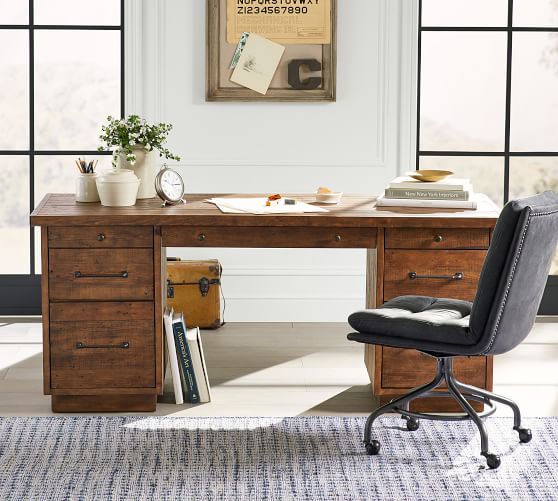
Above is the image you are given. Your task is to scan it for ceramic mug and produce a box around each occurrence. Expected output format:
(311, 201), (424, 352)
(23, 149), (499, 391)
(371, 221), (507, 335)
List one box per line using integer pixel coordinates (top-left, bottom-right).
(75, 173), (100, 203)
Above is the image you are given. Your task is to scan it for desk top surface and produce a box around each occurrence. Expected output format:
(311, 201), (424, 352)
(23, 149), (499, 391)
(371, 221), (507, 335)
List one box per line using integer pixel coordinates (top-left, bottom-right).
(31, 193), (500, 228)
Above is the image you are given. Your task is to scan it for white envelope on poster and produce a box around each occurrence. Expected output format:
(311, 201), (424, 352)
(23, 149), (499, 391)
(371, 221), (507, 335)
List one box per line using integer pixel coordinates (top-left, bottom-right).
(230, 33), (285, 95)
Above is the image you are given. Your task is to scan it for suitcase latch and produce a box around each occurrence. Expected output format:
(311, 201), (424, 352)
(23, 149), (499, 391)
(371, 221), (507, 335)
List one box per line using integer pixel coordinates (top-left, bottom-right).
(199, 277), (221, 296)
(199, 277), (210, 297)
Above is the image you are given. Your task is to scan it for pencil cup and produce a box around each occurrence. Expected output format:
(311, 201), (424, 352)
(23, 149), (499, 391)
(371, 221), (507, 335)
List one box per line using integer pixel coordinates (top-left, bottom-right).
(76, 173), (100, 202)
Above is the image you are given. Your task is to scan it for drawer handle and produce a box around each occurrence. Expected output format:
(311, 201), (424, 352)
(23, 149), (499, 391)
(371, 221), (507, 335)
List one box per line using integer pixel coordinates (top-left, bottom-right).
(74, 271), (129, 279)
(334, 234), (342, 242)
(198, 233), (207, 242)
(76, 341), (130, 350)
(433, 235), (443, 243)
(96, 233), (106, 242)
(408, 272), (464, 281)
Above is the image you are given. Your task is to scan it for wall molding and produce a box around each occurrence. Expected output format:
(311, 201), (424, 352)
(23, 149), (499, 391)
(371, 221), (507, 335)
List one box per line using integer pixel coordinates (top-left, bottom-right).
(124, 0), (143, 115)
(151, 0), (395, 170)
(171, 160), (390, 169)
(397, 0), (419, 173)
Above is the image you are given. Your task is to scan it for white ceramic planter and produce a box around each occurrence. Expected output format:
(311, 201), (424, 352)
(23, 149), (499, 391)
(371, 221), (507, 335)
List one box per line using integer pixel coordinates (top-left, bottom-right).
(96, 169), (140, 207)
(75, 173), (100, 203)
(116, 147), (157, 199)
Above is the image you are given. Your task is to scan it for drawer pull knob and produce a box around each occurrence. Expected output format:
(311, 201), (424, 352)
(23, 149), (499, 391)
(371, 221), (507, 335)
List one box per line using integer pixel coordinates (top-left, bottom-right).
(434, 235), (443, 243)
(198, 233), (207, 241)
(74, 271), (129, 279)
(408, 271), (464, 281)
(334, 235), (342, 242)
(96, 233), (106, 242)
(76, 341), (130, 350)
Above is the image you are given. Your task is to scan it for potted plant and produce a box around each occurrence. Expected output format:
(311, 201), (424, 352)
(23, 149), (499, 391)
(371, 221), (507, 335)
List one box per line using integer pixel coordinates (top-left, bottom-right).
(98, 115), (181, 199)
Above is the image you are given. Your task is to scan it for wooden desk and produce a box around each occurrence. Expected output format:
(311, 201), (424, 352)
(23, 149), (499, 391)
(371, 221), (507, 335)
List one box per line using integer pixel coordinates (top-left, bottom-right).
(31, 193), (500, 413)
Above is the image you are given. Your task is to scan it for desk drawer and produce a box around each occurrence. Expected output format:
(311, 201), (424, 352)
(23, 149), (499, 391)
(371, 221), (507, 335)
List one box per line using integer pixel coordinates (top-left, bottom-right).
(49, 302), (155, 389)
(381, 347), (487, 389)
(162, 226), (377, 248)
(49, 226), (153, 248)
(49, 248), (154, 301)
(385, 228), (490, 249)
(384, 249), (487, 302)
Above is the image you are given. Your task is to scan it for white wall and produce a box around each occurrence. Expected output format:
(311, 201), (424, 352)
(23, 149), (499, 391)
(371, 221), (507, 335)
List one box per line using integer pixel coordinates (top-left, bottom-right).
(126, 0), (417, 321)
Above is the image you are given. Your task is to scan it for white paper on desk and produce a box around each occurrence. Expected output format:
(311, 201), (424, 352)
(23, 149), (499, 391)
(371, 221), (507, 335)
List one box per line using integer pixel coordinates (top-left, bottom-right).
(207, 198), (329, 215)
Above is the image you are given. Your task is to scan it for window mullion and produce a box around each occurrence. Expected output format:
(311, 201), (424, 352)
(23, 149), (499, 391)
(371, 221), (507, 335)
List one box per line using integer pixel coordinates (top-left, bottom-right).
(29, 0), (35, 274)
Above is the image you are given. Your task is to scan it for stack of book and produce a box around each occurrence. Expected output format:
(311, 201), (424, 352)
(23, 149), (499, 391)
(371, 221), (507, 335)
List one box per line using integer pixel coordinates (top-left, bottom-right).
(163, 308), (212, 404)
(376, 176), (477, 209)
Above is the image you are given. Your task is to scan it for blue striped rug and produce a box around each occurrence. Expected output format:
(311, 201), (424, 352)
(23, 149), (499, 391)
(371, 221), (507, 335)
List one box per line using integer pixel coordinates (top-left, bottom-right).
(0, 416), (556, 500)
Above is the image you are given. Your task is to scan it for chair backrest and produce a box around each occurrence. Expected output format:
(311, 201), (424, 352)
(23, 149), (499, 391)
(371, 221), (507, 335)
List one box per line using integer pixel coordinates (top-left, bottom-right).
(470, 191), (558, 355)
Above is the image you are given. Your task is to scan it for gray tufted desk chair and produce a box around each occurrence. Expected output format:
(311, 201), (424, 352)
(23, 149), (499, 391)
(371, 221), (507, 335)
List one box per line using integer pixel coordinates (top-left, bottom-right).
(347, 191), (558, 469)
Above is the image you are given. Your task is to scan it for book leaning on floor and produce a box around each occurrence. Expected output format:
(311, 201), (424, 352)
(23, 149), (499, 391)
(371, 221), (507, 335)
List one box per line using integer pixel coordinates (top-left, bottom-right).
(163, 307), (184, 404)
(186, 326), (211, 403)
(172, 311), (200, 403)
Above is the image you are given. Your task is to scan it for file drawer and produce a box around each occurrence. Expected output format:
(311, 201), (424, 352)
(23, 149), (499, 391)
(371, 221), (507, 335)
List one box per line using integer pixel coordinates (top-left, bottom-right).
(49, 248), (154, 301)
(384, 249), (487, 302)
(49, 226), (153, 248)
(385, 228), (490, 250)
(49, 302), (155, 389)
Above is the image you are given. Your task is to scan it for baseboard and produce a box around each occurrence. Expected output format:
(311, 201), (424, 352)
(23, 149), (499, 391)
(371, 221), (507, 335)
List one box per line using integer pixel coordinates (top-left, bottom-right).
(0, 276), (41, 315)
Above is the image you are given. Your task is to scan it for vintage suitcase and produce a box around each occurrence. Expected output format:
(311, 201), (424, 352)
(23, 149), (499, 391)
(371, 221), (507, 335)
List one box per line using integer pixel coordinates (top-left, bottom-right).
(166, 258), (223, 329)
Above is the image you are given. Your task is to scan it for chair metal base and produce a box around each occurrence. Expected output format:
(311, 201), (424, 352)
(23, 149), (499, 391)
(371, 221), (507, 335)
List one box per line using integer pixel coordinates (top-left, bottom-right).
(363, 356), (532, 469)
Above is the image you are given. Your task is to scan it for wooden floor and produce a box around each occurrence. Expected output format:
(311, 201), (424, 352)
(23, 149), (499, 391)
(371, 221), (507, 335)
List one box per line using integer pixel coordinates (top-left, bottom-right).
(0, 319), (557, 417)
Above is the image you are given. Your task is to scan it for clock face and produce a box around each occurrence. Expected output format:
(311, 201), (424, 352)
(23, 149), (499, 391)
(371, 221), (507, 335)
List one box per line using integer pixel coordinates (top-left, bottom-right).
(158, 168), (184, 202)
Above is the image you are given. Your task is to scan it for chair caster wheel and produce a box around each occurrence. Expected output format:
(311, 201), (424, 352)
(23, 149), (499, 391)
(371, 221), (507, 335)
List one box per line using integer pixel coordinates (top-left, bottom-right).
(483, 453), (501, 469)
(406, 417), (420, 432)
(365, 440), (381, 455)
(516, 427), (532, 443)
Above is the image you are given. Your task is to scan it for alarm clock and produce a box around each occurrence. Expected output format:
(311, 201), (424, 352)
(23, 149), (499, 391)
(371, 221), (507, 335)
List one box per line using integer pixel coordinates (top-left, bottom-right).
(155, 165), (186, 207)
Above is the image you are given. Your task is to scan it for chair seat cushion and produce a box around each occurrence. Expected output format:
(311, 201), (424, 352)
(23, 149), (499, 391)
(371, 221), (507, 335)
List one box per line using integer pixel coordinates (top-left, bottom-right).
(347, 296), (479, 354)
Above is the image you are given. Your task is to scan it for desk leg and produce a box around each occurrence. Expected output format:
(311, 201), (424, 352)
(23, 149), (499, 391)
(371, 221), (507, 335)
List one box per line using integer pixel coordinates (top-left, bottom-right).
(154, 226), (166, 395)
(365, 248), (377, 310)
(364, 229), (384, 395)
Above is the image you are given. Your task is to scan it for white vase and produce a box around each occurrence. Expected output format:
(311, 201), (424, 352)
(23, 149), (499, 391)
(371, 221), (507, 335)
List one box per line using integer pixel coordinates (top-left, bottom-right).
(75, 173), (100, 203)
(116, 147), (157, 199)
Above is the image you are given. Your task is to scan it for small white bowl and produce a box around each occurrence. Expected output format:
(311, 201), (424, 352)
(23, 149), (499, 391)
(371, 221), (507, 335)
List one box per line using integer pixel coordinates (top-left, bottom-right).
(315, 191), (343, 204)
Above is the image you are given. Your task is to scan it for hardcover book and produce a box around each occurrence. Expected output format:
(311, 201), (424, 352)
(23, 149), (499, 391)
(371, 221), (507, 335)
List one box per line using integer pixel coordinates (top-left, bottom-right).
(164, 307), (184, 404)
(385, 188), (470, 201)
(389, 176), (472, 191)
(172, 312), (200, 403)
(187, 327), (212, 403)
(376, 193), (478, 210)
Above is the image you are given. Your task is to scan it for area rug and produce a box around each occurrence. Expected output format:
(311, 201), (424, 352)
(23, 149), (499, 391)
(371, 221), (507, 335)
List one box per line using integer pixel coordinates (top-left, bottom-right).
(0, 416), (557, 500)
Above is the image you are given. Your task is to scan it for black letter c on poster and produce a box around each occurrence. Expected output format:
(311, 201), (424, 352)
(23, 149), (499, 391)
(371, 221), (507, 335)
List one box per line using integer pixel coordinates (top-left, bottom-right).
(288, 59), (322, 90)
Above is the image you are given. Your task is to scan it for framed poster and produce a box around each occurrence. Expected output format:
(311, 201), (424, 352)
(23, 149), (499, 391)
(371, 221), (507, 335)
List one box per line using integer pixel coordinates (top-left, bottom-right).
(206, 0), (337, 102)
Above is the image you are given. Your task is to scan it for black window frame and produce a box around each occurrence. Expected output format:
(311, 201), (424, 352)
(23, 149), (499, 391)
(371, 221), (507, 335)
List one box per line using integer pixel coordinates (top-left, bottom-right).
(416, 0), (558, 314)
(0, 0), (125, 315)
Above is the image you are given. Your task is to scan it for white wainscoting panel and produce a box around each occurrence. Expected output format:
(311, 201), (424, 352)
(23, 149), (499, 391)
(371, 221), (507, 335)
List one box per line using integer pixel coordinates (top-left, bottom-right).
(129, 0), (415, 321)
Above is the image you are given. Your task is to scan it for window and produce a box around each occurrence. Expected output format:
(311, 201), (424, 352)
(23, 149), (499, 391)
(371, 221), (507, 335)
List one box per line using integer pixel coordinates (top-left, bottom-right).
(417, 0), (558, 312)
(0, 0), (124, 314)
